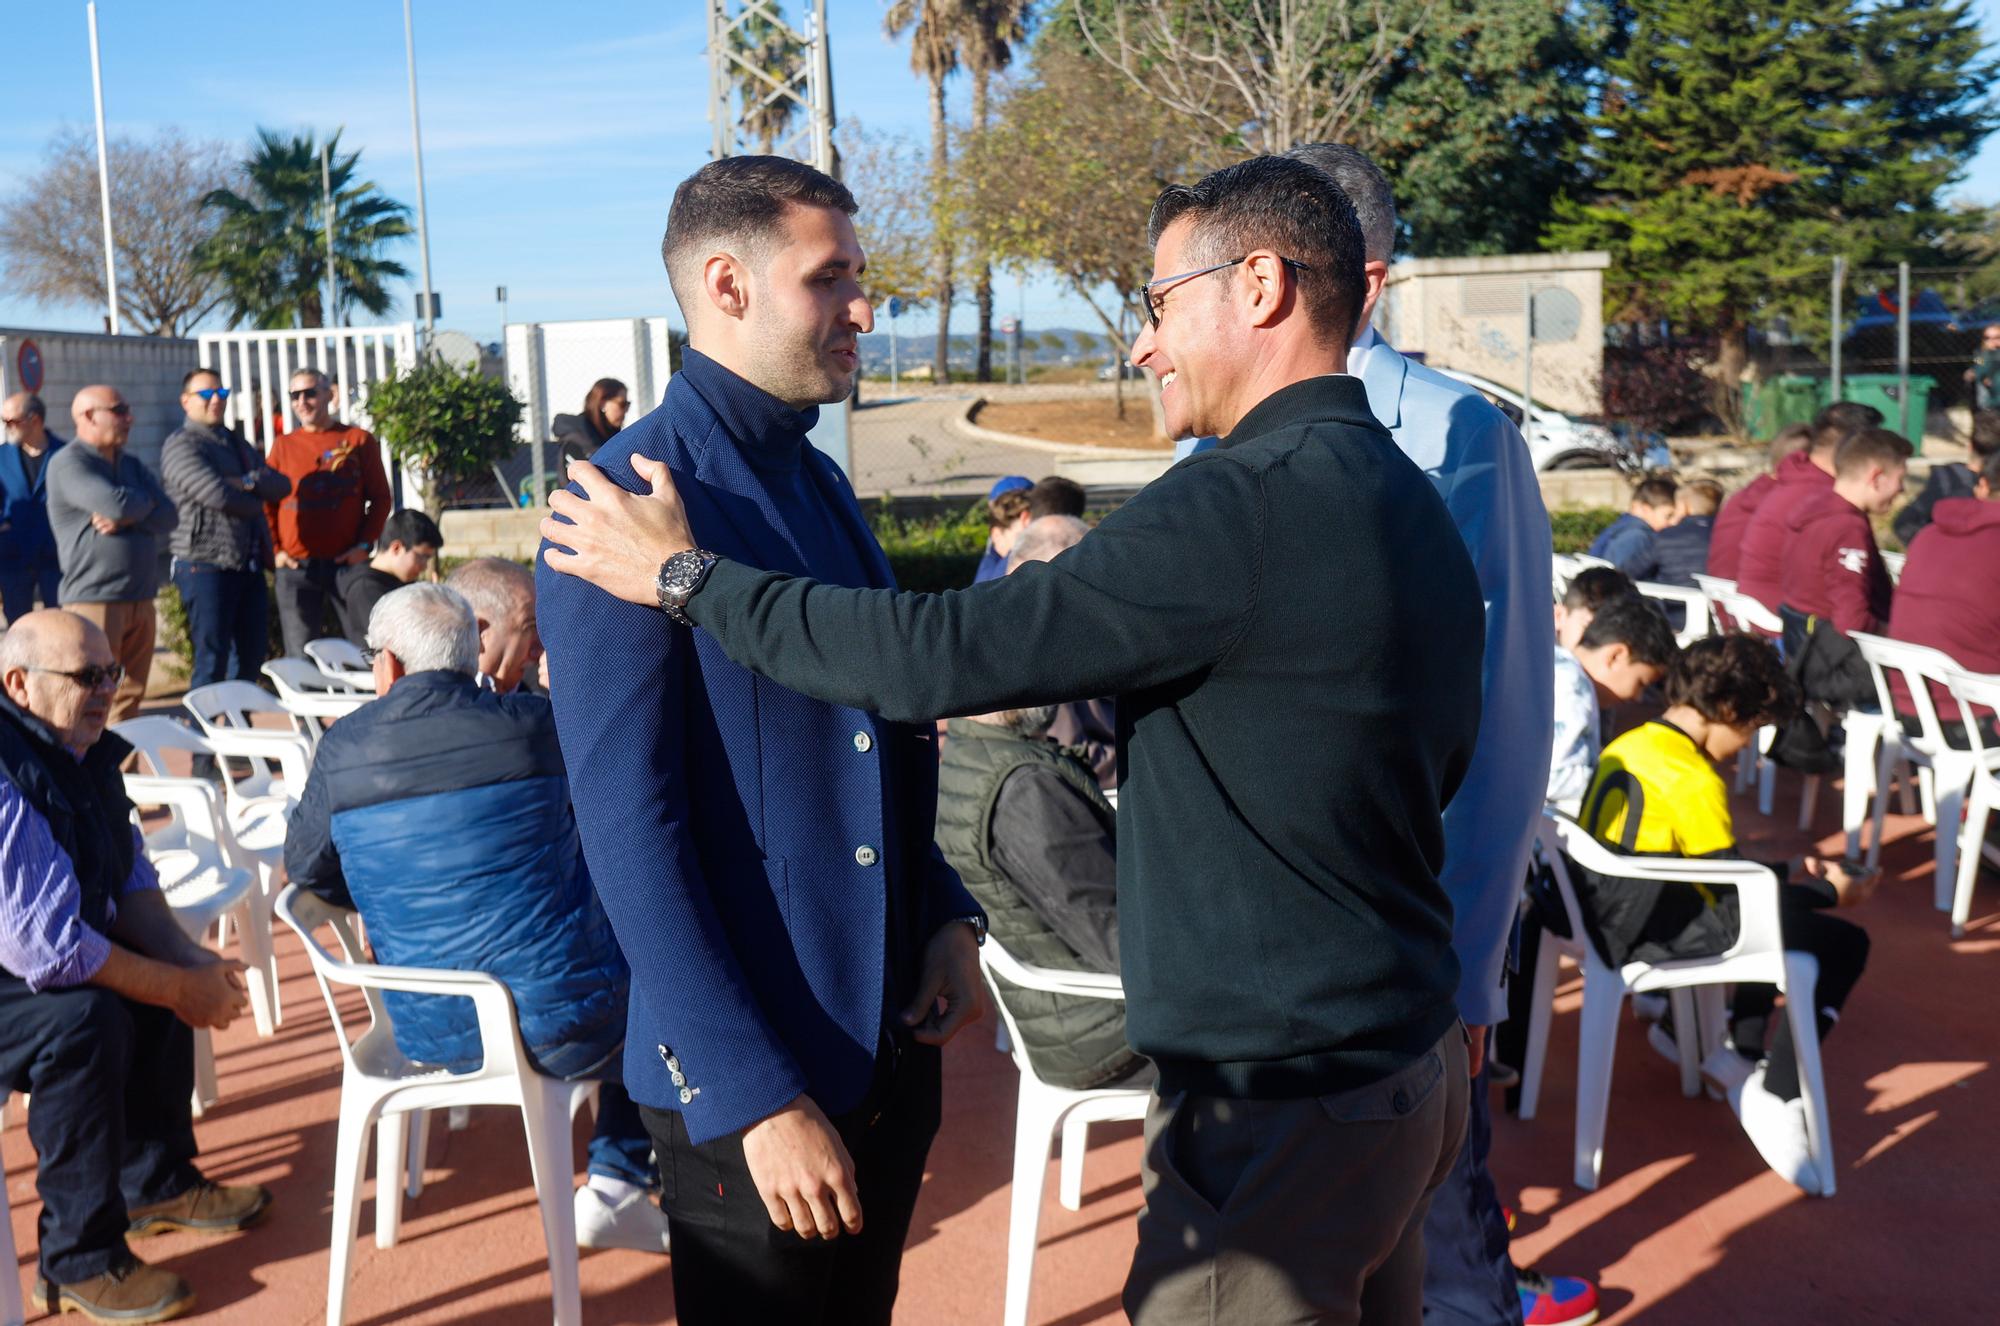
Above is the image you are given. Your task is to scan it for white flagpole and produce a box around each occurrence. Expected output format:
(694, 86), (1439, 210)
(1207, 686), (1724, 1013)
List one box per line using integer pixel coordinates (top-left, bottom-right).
(403, 0), (436, 343)
(87, 2), (121, 334)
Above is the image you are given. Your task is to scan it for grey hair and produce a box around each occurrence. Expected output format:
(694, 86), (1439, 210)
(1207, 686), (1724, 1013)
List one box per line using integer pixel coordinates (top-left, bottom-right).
(447, 557), (534, 627)
(288, 366), (330, 388)
(1285, 143), (1397, 265)
(1006, 515), (1091, 573)
(366, 584), (481, 675)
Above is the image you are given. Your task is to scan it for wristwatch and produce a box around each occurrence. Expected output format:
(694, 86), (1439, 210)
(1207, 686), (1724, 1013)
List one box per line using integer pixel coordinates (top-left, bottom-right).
(655, 549), (719, 625)
(948, 913), (988, 947)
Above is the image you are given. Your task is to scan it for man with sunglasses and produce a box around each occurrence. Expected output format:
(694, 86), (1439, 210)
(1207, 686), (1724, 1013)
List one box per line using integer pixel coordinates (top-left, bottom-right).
(0, 609), (270, 1323)
(161, 369), (292, 692)
(1, 392), (67, 624)
(542, 155), (1484, 1324)
(264, 368), (392, 657)
(45, 386), (179, 724)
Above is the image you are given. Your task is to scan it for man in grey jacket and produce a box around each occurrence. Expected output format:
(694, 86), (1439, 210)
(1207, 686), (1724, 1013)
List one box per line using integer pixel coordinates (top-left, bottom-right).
(160, 370), (291, 690)
(45, 385), (178, 724)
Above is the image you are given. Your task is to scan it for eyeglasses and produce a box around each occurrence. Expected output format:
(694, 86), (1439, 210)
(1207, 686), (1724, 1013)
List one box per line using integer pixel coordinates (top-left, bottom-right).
(87, 403), (132, 417)
(191, 387), (231, 403)
(289, 387), (325, 401)
(359, 645), (384, 665)
(28, 663), (125, 692)
(1141, 255), (1314, 329)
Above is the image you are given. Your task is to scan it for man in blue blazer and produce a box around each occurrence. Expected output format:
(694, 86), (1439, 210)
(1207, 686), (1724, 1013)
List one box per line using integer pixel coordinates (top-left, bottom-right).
(0, 393), (66, 623)
(536, 157), (986, 1325)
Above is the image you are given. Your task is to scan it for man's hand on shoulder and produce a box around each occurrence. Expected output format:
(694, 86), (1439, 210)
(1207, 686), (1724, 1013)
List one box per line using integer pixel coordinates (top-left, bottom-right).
(541, 455), (696, 606)
(740, 1093), (862, 1240)
(900, 920), (986, 1047)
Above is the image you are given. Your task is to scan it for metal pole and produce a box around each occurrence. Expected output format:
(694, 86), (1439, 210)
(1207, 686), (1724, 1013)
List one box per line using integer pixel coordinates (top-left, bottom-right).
(86, 3), (120, 335)
(403, 0), (436, 343)
(809, 0), (834, 174)
(1522, 280), (1535, 445)
(322, 141), (339, 328)
(1829, 255), (1845, 401)
(1897, 260), (1911, 441)
(889, 311), (899, 392)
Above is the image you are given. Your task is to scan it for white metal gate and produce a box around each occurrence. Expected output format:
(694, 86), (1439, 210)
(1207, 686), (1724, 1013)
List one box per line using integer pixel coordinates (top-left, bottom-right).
(196, 324), (418, 440)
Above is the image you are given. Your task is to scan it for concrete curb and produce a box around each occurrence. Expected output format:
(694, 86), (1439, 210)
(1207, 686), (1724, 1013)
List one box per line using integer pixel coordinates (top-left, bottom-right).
(946, 397), (1171, 461)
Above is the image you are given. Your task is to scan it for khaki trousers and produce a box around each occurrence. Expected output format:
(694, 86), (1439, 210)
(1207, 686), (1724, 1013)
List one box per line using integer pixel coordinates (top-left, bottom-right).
(63, 599), (156, 724)
(1125, 1028), (1470, 1326)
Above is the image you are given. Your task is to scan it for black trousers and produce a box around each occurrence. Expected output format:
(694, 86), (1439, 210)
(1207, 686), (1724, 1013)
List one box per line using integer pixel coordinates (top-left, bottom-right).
(274, 560), (355, 659)
(640, 1038), (941, 1326)
(0, 978), (202, 1282)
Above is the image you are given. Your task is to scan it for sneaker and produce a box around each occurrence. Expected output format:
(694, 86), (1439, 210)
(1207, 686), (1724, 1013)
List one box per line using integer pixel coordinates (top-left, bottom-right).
(127, 1179), (271, 1237)
(33, 1260), (194, 1322)
(1487, 1059), (1521, 1089)
(1733, 1065), (1821, 1191)
(1518, 1268), (1600, 1326)
(1700, 1043), (1754, 1103)
(574, 1184), (671, 1253)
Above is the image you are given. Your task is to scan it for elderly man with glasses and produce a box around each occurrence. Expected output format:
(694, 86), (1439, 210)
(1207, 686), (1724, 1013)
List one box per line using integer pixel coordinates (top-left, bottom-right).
(0, 609), (271, 1324)
(161, 369), (291, 692)
(44, 386), (179, 723)
(1, 392), (68, 624)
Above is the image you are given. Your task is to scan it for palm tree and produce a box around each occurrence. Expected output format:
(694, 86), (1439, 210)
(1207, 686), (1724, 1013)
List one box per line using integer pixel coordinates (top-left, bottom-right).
(195, 128), (412, 329)
(884, 0), (965, 384)
(964, 0), (1028, 382)
(731, 4), (804, 153)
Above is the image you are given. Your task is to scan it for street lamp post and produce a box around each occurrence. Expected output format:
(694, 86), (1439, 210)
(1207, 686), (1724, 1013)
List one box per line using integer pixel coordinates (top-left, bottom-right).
(403, 0), (437, 344)
(86, 2), (120, 335)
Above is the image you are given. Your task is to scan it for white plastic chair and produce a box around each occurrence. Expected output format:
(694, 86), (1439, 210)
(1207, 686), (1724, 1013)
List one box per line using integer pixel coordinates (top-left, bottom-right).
(1880, 549), (1906, 585)
(261, 659), (370, 747)
(1942, 668), (2000, 938)
(305, 636), (369, 675)
(1, 1114), (21, 1326)
(275, 886), (592, 1326)
(1524, 812), (1835, 1195)
(979, 938), (1149, 1326)
(1853, 634), (1980, 905)
(179, 685), (313, 865)
(1633, 579), (1712, 649)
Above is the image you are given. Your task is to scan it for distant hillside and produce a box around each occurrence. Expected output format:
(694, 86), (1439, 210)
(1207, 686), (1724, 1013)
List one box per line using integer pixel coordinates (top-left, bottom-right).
(857, 327), (1120, 367)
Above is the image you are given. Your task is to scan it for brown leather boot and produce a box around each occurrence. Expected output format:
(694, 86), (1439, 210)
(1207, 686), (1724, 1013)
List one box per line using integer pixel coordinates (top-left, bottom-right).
(32, 1260), (195, 1322)
(126, 1179), (271, 1237)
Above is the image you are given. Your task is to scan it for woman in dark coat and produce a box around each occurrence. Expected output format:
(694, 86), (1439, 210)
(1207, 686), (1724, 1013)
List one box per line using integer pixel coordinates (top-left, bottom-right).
(551, 378), (630, 459)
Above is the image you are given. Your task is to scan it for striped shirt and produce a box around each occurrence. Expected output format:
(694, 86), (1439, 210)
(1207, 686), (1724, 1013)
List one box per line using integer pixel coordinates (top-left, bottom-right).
(0, 774), (159, 991)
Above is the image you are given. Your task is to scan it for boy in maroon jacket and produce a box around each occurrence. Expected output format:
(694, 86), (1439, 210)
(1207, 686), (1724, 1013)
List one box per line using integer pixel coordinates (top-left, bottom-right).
(1736, 401), (1881, 609)
(1708, 423), (1808, 581)
(1779, 428), (1912, 637)
(1887, 449), (2000, 743)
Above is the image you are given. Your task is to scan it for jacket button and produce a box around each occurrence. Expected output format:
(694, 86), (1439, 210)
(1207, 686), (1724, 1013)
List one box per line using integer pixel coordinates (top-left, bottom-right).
(854, 844), (879, 867)
(678, 1087), (693, 1105)
(665, 1056), (681, 1073)
(1392, 1089), (1411, 1114)
(852, 731), (873, 753)
(670, 1070), (686, 1087)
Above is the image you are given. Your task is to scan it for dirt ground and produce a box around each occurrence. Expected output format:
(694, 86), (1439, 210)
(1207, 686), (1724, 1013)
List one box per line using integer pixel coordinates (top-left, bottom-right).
(973, 396), (1174, 451)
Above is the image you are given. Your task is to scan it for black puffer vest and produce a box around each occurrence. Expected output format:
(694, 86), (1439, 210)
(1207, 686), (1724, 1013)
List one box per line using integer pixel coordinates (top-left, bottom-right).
(935, 718), (1140, 1089)
(0, 697), (137, 981)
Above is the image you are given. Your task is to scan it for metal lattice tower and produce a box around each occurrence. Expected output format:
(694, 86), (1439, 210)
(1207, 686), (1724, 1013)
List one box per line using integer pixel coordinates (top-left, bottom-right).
(707, 0), (836, 175)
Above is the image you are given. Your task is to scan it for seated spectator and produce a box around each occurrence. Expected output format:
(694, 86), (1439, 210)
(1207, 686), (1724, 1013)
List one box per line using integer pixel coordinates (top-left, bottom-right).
(1554, 565), (1638, 650)
(1893, 407), (2000, 546)
(552, 378), (630, 459)
(448, 556), (543, 694)
(339, 508), (443, 645)
(0, 609), (269, 1324)
(1887, 449), (2000, 746)
(1027, 475), (1088, 520)
(975, 475), (1033, 582)
(936, 701), (1148, 1090)
(1653, 478), (1723, 589)
(1737, 401), (1883, 610)
(1007, 514), (1118, 787)
(1708, 423), (1811, 581)
(284, 585), (669, 1252)
(1575, 634), (1873, 1189)
(1586, 476), (1677, 579)
(1548, 593), (1677, 808)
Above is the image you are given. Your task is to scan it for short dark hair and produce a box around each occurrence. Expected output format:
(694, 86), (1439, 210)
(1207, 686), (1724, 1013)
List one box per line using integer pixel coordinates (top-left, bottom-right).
(1578, 594), (1677, 669)
(1147, 155), (1366, 343)
(1561, 566), (1637, 613)
(1971, 409), (2000, 457)
(1767, 422), (1812, 467)
(1632, 476), (1678, 509)
(1027, 476), (1087, 520)
(1681, 478), (1724, 516)
(1667, 634), (1799, 729)
(380, 507), (443, 552)
(661, 156), (857, 315)
(1809, 400), (1884, 456)
(1833, 426), (1913, 478)
(181, 366), (221, 392)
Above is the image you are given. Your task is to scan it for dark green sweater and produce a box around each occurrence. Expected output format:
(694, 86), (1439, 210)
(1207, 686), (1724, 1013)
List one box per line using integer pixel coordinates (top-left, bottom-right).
(689, 375), (1484, 1096)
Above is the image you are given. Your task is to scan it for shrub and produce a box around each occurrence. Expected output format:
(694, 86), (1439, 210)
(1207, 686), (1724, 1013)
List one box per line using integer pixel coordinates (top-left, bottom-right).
(1603, 341), (1716, 436)
(367, 358), (525, 516)
(1550, 507), (1623, 554)
(873, 502), (988, 592)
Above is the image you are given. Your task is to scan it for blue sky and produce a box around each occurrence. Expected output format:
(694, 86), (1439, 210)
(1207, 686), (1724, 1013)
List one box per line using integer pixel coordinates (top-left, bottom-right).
(4, 0), (1999, 342)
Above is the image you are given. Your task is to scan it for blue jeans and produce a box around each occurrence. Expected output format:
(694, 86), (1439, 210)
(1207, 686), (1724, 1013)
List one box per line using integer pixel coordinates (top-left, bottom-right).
(0, 564), (61, 624)
(1421, 1058), (1522, 1324)
(532, 1037), (656, 1188)
(172, 561), (269, 689)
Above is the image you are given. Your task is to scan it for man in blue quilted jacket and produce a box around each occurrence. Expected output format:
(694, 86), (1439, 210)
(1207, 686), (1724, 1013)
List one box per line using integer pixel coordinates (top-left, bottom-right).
(283, 582), (669, 1255)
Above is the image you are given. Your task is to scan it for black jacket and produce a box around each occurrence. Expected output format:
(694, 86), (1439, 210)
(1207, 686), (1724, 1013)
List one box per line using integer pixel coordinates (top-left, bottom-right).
(1651, 514), (1713, 589)
(686, 374), (1484, 1098)
(1892, 461), (1978, 548)
(551, 413), (609, 459)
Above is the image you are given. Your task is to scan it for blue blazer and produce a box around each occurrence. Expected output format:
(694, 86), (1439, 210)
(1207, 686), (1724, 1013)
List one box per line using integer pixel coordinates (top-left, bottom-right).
(0, 436), (64, 572)
(536, 378), (981, 1145)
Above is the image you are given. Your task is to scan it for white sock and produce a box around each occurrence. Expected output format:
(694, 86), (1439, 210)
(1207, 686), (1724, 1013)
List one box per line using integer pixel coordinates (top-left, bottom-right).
(586, 1174), (647, 1204)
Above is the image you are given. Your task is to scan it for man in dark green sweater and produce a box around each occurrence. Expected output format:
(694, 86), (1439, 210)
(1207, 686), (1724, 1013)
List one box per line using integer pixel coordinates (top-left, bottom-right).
(542, 155), (1483, 1325)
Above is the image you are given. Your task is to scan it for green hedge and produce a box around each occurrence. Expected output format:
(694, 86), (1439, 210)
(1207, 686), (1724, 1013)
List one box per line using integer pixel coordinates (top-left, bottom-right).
(1551, 507), (1622, 555)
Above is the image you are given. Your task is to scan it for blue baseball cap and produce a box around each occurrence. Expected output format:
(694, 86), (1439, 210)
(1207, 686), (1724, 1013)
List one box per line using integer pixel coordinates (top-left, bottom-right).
(988, 475), (1033, 501)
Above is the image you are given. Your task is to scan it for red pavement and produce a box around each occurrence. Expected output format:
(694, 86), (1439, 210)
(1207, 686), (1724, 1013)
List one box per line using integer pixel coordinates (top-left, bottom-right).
(6, 773), (1995, 1325)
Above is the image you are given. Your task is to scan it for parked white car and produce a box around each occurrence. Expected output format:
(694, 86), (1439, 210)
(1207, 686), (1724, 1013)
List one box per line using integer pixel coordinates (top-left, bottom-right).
(1434, 368), (1627, 471)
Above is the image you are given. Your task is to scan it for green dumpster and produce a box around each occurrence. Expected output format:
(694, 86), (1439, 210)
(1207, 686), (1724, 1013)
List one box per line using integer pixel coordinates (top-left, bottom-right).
(1839, 374), (1932, 453)
(1740, 374), (1826, 440)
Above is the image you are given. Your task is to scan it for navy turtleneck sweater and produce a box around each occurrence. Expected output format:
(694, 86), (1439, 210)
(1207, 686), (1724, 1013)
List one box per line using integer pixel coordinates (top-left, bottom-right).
(676, 347), (872, 593)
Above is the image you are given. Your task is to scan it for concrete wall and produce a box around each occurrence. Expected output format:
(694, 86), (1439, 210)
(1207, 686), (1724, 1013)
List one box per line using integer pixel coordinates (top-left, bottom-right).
(1378, 252), (1611, 417)
(505, 317), (673, 442)
(0, 328), (200, 473)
